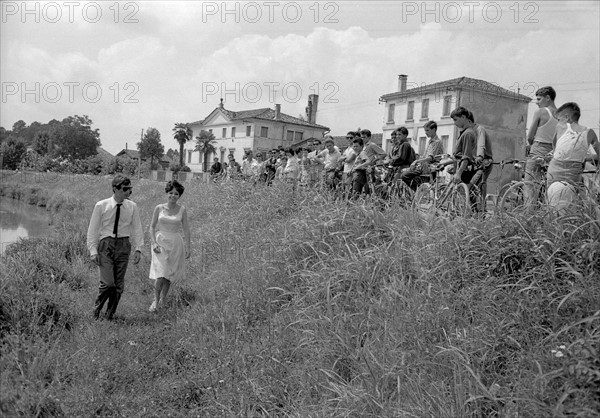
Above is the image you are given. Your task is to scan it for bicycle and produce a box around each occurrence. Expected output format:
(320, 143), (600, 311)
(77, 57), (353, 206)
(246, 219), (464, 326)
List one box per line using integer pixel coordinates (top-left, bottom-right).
(411, 156), (471, 217)
(497, 157), (548, 213)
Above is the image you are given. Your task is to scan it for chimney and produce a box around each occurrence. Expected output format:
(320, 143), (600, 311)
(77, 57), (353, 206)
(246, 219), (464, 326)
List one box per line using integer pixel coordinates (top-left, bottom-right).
(275, 104), (281, 120)
(219, 98), (224, 109)
(398, 74), (407, 92)
(306, 94), (319, 124)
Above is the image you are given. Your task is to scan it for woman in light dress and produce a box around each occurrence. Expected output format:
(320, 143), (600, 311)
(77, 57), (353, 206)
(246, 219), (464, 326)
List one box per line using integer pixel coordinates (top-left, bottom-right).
(546, 102), (599, 213)
(149, 180), (190, 312)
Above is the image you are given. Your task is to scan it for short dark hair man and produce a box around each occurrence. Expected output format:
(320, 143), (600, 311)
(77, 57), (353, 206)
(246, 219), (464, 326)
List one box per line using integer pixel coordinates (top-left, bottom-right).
(87, 175), (144, 320)
(524, 86), (558, 207)
(450, 107), (477, 185)
(210, 158), (223, 179)
(401, 121), (443, 190)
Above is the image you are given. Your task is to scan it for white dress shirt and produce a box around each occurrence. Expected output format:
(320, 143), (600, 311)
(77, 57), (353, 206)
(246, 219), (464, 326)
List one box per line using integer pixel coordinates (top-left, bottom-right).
(87, 196), (144, 256)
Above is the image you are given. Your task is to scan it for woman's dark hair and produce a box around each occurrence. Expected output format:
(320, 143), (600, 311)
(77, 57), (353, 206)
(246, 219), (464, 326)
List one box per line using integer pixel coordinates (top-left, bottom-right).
(285, 147), (297, 156)
(165, 180), (185, 196)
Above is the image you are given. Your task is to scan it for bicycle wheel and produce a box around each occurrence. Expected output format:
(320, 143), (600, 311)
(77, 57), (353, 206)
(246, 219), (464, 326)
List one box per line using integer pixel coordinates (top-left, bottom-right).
(498, 181), (526, 212)
(412, 183), (433, 212)
(448, 182), (471, 217)
(436, 182), (471, 217)
(390, 181), (414, 207)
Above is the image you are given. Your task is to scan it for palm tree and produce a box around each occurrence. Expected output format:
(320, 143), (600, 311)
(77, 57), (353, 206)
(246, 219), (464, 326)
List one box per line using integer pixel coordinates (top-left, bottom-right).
(172, 123), (192, 167)
(195, 130), (217, 172)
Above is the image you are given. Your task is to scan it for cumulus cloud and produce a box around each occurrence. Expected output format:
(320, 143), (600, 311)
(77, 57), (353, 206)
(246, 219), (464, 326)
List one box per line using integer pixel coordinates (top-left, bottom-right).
(1, 2), (598, 153)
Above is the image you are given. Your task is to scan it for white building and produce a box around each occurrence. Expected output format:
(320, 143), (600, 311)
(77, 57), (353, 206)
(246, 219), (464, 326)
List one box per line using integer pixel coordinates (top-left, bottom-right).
(183, 95), (329, 172)
(379, 75), (531, 192)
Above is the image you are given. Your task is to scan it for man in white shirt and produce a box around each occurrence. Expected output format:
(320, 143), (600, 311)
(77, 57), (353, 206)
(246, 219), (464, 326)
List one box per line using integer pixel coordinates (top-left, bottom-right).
(338, 131), (358, 196)
(87, 175), (144, 320)
(314, 136), (341, 188)
(241, 150), (259, 181)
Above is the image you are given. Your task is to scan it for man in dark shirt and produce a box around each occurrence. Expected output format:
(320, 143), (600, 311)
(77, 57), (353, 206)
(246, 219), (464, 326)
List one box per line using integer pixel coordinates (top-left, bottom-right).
(450, 106), (478, 185)
(210, 158), (223, 180)
(388, 127), (415, 181)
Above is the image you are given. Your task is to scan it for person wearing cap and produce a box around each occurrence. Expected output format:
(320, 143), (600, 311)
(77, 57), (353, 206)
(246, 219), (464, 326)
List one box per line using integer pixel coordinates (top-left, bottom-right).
(87, 174), (144, 320)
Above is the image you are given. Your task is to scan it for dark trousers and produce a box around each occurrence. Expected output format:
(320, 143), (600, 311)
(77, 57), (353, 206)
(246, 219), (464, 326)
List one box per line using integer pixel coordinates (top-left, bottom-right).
(401, 169), (436, 191)
(469, 161), (493, 211)
(93, 237), (131, 319)
(351, 170), (370, 198)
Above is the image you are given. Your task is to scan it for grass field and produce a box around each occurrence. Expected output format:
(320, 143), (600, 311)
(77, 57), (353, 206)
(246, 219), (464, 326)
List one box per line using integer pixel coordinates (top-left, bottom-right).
(1, 171), (599, 417)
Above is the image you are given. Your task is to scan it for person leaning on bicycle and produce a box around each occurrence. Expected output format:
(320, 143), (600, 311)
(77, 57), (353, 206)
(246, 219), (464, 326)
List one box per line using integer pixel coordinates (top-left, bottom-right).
(470, 118), (494, 211)
(449, 107), (478, 189)
(524, 86), (558, 207)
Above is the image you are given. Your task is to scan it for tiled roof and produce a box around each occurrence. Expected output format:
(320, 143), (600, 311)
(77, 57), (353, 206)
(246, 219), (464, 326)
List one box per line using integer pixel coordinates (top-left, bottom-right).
(96, 147), (113, 158)
(380, 76), (532, 102)
(116, 149), (170, 163)
(117, 149), (141, 159)
(192, 107), (329, 130)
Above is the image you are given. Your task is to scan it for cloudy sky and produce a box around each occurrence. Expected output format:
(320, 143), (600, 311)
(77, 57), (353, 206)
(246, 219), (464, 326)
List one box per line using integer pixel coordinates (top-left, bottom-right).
(1, 1), (598, 154)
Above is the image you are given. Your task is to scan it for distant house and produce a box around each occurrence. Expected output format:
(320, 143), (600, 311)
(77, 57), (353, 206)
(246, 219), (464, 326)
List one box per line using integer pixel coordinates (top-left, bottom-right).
(96, 147), (114, 159)
(379, 75), (531, 193)
(115, 149), (171, 170)
(184, 95), (329, 172)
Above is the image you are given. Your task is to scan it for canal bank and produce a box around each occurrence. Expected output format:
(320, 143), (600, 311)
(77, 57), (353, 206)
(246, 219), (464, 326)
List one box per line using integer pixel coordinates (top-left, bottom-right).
(0, 198), (52, 254)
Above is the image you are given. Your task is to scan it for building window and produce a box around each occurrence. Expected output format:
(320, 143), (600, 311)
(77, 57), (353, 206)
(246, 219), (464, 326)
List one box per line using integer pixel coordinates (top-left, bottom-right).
(419, 137), (426, 155)
(220, 148), (225, 162)
(295, 132), (303, 142)
(231, 127), (236, 138)
(260, 127), (268, 137)
(388, 103), (395, 123)
(441, 135), (449, 153)
(443, 95), (452, 116)
(421, 99), (429, 119)
(287, 131), (294, 141)
(187, 150), (192, 164)
(406, 101), (414, 121)
(246, 126), (251, 136)
(208, 129), (213, 134)
(222, 128), (227, 138)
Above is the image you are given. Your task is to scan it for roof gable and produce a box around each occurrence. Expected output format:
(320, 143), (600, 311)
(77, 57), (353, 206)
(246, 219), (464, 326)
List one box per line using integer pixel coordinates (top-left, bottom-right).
(190, 106), (329, 130)
(380, 76), (531, 102)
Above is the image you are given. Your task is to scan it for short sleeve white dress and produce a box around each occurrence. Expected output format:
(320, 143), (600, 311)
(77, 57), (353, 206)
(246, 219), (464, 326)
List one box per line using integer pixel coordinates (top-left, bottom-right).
(149, 205), (185, 283)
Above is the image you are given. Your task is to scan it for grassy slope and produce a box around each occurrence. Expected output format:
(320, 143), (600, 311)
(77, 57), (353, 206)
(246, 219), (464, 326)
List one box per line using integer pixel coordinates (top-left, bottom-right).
(1, 171), (599, 417)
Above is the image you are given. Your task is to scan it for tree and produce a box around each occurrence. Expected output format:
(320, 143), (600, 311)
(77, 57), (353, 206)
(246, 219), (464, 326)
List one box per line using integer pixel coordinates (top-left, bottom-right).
(0, 136), (27, 169)
(137, 127), (164, 169)
(0, 127), (9, 144)
(173, 123), (192, 167)
(49, 115), (101, 159)
(32, 131), (51, 155)
(166, 148), (178, 160)
(12, 120), (27, 136)
(195, 130), (217, 172)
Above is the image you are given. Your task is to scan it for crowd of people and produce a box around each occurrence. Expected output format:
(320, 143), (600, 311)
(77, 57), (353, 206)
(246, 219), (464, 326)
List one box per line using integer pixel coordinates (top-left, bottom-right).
(207, 86), (599, 213)
(85, 86), (599, 320)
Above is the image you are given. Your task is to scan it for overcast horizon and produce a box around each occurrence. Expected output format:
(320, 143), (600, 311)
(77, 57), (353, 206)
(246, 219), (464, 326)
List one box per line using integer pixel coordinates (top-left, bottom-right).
(1, 1), (598, 155)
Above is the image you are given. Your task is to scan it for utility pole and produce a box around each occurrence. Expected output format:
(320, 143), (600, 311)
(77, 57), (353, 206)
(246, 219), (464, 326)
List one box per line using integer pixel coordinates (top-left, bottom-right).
(138, 129), (143, 180)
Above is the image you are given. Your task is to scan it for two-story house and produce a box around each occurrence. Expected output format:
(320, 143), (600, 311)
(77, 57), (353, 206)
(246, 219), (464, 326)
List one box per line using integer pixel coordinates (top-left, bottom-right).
(184, 95), (329, 171)
(379, 75), (531, 193)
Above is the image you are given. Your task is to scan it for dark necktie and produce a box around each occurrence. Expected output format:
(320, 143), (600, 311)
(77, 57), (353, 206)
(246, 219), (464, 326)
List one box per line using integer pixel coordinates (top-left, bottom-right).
(113, 203), (122, 236)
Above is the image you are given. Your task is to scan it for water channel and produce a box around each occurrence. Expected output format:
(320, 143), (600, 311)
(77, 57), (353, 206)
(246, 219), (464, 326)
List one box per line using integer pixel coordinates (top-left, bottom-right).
(0, 197), (52, 254)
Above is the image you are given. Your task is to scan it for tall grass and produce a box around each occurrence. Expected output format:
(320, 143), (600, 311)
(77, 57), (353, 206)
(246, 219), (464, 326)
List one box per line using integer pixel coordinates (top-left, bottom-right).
(1, 171), (598, 417)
